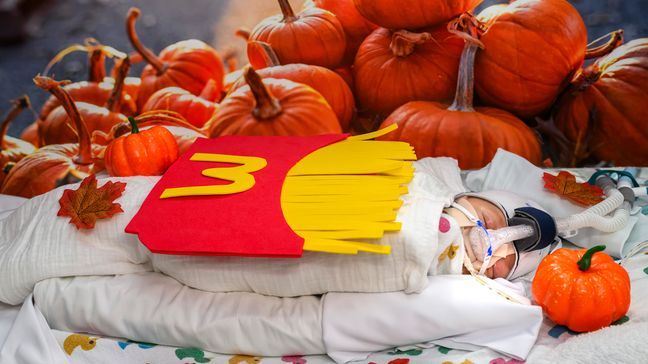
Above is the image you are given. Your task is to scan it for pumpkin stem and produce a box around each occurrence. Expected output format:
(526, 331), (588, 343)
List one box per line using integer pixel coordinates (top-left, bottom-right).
(248, 41), (282, 69)
(390, 30), (432, 57)
(278, 0), (298, 22)
(577, 245), (606, 271)
(447, 13), (486, 112)
(235, 27), (251, 42)
(105, 56), (131, 112)
(33, 76), (93, 165)
(585, 29), (624, 60)
(199, 79), (220, 102)
(244, 67), (282, 119)
(128, 116), (140, 134)
(221, 46), (239, 73)
(126, 8), (168, 75)
(86, 39), (111, 83)
(0, 96), (30, 151)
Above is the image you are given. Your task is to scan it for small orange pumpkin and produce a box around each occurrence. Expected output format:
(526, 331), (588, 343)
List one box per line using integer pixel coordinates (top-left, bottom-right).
(104, 117), (179, 177)
(532, 245), (631, 332)
(250, 0), (346, 69)
(0, 96), (37, 187)
(378, 15), (541, 169)
(126, 7), (225, 109)
(1, 77), (103, 198)
(354, 26), (464, 116)
(206, 67), (341, 137)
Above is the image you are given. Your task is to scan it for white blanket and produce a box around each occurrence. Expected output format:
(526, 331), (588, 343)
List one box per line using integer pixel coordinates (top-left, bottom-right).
(0, 158), (466, 305)
(31, 272), (542, 362)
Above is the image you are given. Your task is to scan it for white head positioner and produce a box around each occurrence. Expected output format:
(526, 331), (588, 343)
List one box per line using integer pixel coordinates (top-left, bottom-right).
(460, 168), (645, 280)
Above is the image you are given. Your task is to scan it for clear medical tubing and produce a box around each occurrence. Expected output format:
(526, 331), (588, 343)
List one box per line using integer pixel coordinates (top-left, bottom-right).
(468, 175), (632, 251)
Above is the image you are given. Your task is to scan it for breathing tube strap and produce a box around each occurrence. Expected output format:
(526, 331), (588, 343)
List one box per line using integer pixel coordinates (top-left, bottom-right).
(508, 207), (557, 252)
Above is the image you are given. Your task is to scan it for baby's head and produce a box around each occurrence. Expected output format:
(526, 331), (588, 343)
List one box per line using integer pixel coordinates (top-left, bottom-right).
(452, 190), (559, 280)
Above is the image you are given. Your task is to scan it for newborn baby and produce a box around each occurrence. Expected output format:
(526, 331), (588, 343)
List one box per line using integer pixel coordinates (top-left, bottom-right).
(0, 157), (557, 304)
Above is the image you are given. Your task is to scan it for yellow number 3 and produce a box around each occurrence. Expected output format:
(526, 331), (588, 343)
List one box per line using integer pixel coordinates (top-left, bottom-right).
(160, 153), (268, 199)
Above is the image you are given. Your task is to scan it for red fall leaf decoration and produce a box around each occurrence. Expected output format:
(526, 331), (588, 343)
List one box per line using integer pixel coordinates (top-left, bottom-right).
(543, 171), (604, 206)
(57, 174), (126, 229)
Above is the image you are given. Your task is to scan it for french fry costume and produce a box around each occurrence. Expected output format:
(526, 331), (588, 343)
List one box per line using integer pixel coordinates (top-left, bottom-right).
(127, 125), (416, 257)
(0, 127), (468, 302)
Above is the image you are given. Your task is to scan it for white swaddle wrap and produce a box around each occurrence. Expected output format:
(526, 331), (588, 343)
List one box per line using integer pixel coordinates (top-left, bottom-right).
(0, 158), (466, 305)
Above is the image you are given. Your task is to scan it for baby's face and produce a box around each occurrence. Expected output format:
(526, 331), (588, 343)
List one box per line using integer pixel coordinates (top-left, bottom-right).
(464, 197), (507, 230)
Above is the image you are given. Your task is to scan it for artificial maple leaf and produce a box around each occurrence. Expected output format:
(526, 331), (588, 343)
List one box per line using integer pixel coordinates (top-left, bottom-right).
(57, 174), (126, 229)
(543, 171), (604, 206)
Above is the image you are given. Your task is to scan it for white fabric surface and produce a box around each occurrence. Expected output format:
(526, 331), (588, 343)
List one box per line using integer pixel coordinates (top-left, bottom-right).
(34, 272), (325, 356)
(323, 276), (542, 363)
(0, 158), (466, 304)
(31, 271), (542, 363)
(465, 149), (647, 258)
(0, 295), (69, 364)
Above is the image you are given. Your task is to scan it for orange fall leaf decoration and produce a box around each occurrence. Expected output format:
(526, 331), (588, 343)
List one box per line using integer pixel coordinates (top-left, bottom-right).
(57, 174), (126, 229)
(543, 171), (604, 206)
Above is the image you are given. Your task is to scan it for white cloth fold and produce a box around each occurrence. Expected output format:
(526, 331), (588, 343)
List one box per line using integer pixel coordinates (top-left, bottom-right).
(34, 272), (325, 357)
(323, 275), (543, 363)
(0, 295), (69, 364)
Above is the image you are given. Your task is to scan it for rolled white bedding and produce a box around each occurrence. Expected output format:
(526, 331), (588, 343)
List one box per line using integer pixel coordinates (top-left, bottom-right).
(0, 158), (466, 305)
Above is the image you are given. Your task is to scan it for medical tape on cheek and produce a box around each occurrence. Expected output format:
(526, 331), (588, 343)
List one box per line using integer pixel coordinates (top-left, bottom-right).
(451, 201), (494, 276)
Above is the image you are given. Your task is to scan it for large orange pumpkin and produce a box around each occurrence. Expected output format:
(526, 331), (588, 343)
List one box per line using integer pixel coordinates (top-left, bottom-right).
(353, 0), (481, 30)
(1, 77), (103, 198)
(37, 57), (134, 145)
(250, 0), (346, 69)
(232, 42), (355, 130)
(206, 67), (341, 137)
(532, 245), (631, 332)
(142, 84), (220, 128)
(378, 16), (541, 169)
(475, 0), (587, 119)
(126, 7), (225, 109)
(0, 96), (37, 187)
(354, 26), (464, 116)
(304, 0), (377, 64)
(554, 37), (648, 166)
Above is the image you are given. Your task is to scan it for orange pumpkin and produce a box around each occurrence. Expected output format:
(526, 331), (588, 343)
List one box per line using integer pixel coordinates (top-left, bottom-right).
(0, 96), (37, 187)
(354, 26), (464, 116)
(554, 37), (648, 166)
(93, 110), (205, 156)
(1, 77), (103, 198)
(232, 42), (355, 130)
(353, 0), (481, 30)
(206, 67), (341, 137)
(126, 7), (225, 109)
(475, 0), (587, 118)
(378, 16), (541, 169)
(104, 117), (179, 176)
(142, 84), (220, 128)
(305, 0), (377, 64)
(38, 40), (139, 120)
(532, 245), (631, 332)
(37, 57), (134, 145)
(250, 0), (346, 69)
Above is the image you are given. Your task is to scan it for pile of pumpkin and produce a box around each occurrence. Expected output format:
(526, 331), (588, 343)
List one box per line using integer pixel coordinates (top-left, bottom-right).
(1, 0), (647, 198)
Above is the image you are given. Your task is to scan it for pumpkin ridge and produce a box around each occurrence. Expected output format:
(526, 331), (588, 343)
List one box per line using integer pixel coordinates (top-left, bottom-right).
(589, 85), (648, 140)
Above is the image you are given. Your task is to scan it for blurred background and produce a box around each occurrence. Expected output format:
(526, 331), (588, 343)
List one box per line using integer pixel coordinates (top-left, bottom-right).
(0, 0), (647, 136)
